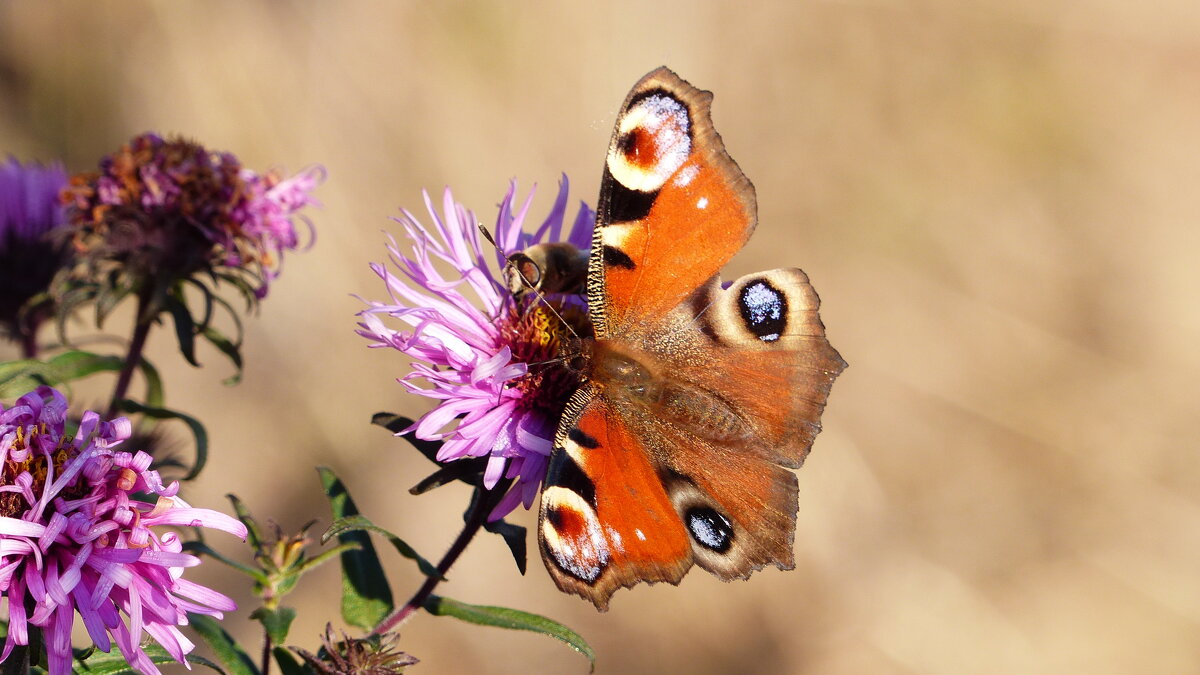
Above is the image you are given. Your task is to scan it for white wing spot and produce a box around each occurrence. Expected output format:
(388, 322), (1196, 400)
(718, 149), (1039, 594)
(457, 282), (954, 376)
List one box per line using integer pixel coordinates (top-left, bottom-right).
(675, 164), (699, 187)
(696, 196), (708, 209)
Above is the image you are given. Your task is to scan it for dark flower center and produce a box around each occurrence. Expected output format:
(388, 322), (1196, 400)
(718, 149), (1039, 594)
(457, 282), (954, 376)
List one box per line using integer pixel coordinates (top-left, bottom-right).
(501, 297), (592, 418)
(0, 424), (87, 518)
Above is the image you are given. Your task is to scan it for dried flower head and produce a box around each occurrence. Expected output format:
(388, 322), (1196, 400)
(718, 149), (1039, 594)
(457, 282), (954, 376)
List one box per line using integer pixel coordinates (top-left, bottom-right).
(358, 179), (593, 519)
(0, 386), (248, 675)
(61, 132), (321, 309)
(292, 625), (418, 675)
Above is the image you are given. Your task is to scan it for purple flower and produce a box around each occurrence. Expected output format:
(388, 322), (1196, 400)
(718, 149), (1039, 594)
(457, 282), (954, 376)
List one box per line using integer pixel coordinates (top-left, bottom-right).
(0, 387), (248, 675)
(358, 178), (593, 519)
(0, 157), (70, 348)
(63, 133), (322, 300)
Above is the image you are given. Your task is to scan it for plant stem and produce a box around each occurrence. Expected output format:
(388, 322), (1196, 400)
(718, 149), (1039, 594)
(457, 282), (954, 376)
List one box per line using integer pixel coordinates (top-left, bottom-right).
(107, 289), (153, 418)
(260, 632), (273, 675)
(19, 329), (37, 360)
(372, 480), (510, 635)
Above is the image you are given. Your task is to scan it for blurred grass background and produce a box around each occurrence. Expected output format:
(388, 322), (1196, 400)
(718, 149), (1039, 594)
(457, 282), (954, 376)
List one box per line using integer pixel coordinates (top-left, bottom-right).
(2, 1), (1198, 673)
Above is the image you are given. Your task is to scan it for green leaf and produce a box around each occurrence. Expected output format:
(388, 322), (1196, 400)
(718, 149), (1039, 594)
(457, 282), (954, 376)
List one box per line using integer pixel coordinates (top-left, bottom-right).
(423, 595), (595, 671)
(0, 351), (166, 406)
(165, 292), (200, 367)
(72, 641), (225, 673)
(318, 467), (394, 630)
(483, 518), (528, 575)
(323, 515), (443, 580)
(115, 400), (208, 480)
(182, 539), (268, 584)
(201, 325), (244, 385)
(226, 494), (264, 551)
(187, 613), (260, 675)
(371, 413), (490, 495)
(251, 606), (297, 645)
(271, 646), (307, 675)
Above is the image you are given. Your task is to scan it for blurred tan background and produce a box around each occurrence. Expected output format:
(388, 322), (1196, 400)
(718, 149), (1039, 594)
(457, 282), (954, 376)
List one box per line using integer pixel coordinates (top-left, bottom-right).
(2, 1), (1198, 673)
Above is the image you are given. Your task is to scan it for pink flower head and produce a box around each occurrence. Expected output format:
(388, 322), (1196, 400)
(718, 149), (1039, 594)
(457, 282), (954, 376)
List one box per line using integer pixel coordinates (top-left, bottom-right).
(358, 178), (593, 520)
(0, 387), (248, 675)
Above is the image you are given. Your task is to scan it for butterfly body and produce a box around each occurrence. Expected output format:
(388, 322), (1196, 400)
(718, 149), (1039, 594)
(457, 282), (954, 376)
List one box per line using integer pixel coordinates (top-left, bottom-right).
(535, 67), (845, 610)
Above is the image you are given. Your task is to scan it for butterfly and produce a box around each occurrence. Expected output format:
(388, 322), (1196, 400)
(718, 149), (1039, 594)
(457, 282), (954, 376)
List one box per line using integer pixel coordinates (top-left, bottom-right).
(525, 67), (846, 610)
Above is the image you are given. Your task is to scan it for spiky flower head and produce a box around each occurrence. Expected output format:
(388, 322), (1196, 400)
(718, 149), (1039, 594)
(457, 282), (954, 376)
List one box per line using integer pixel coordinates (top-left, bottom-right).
(0, 386), (248, 675)
(0, 157), (70, 349)
(358, 178), (593, 519)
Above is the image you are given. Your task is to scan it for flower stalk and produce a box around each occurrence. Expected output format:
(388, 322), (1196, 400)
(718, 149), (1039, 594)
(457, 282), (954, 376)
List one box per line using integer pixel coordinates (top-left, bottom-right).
(373, 479), (512, 635)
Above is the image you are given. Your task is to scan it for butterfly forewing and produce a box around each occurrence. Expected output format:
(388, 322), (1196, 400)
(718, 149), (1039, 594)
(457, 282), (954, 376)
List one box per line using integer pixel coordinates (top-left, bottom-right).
(590, 67), (757, 339)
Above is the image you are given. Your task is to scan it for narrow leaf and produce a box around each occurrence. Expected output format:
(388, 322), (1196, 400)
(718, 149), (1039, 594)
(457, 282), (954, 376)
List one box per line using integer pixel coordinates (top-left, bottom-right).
(182, 539), (268, 583)
(200, 325), (244, 385)
(423, 595), (595, 671)
(185, 613), (259, 675)
(323, 515), (442, 579)
(271, 646), (307, 675)
(225, 494), (264, 551)
(318, 467), (394, 629)
(483, 518), (528, 575)
(165, 293), (199, 367)
(73, 643), (224, 673)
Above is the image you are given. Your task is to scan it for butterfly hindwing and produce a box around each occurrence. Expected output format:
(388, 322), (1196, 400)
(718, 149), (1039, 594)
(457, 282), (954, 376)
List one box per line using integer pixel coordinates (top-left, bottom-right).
(539, 386), (693, 610)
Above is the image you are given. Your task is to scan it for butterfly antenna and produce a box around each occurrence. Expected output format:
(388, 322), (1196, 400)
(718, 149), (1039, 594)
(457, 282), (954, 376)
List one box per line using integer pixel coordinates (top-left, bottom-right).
(475, 224), (583, 343)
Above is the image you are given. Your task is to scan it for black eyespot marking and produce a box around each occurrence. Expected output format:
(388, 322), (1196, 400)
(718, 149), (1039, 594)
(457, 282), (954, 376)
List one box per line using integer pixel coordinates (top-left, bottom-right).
(545, 504), (565, 529)
(602, 167), (657, 222)
(567, 427), (600, 449)
(546, 451), (597, 507)
(686, 507), (734, 553)
(738, 280), (788, 342)
(602, 245), (636, 270)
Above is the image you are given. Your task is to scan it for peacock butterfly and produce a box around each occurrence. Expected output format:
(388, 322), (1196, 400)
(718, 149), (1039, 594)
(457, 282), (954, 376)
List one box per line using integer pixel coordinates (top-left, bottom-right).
(526, 67), (846, 610)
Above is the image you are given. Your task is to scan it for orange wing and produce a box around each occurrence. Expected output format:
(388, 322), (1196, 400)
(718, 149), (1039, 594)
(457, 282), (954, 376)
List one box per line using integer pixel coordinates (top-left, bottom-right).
(589, 67), (756, 339)
(539, 386), (694, 610)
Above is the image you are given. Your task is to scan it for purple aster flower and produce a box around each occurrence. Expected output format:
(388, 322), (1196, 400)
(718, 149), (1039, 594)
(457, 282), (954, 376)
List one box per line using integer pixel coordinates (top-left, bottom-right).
(0, 386), (248, 675)
(0, 157), (70, 353)
(358, 178), (593, 520)
(62, 133), (322, 302)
